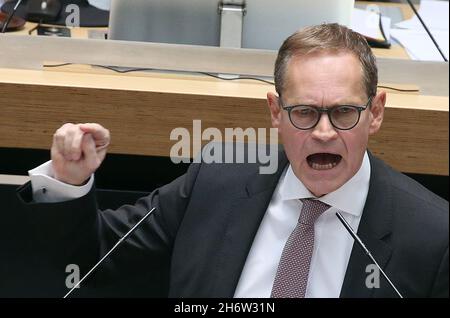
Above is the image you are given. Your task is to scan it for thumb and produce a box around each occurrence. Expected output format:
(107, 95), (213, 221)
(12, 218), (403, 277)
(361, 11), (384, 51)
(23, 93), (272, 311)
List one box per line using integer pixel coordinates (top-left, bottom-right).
(79, 123), (110, 148)
(81, 134), (102, 172)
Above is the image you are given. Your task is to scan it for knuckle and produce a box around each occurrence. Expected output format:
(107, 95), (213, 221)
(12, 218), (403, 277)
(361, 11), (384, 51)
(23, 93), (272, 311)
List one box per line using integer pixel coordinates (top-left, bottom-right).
(53, 132), (63, 142)
(62, 123), (74, 130)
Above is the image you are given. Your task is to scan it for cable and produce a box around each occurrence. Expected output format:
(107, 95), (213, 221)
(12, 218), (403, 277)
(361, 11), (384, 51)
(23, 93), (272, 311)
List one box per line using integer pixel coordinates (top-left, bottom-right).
(1, 0), (23, 33)
(93, 65), (156, 74)
(43, 63), (73, 68)
(379, 13), (389, 42)
(366, 12), (391, 49)
(95, 66), (276, 84)
(42, 63), (420, 92)
(28, 20), (42, 35)
(43, 63), (275, 85)
(199, 72), (275, 85)
(377, 85), (419, 92)
(405, 0), (447, 62)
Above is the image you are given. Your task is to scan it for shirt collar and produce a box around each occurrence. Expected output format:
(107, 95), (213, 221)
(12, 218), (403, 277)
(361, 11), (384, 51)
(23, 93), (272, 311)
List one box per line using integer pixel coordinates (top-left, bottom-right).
(279, 152), (371, 217)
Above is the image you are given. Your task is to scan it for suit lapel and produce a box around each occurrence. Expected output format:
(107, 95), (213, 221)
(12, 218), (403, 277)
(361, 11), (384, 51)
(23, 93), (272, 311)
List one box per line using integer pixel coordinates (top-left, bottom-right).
(208, 150), (396, 297)
(211, 149), (289, 297)
(340, 154), (394, 298)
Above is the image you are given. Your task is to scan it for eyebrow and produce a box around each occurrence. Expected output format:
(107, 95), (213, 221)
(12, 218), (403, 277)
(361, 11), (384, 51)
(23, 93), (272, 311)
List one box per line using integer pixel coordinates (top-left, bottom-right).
(285, 100), (364, 106)
(278, 94), (365, 107)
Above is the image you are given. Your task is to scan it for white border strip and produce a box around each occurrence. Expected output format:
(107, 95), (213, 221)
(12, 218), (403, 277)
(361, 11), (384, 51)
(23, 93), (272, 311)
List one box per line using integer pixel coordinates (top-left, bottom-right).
(0, 174), (30, 185)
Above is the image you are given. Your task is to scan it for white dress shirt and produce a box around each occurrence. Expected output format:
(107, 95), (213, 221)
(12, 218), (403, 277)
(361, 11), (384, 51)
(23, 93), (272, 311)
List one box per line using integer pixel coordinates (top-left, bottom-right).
(234, 152), (371, 298)
(29, 152), (371, 298)
(29, 162), (94, 203)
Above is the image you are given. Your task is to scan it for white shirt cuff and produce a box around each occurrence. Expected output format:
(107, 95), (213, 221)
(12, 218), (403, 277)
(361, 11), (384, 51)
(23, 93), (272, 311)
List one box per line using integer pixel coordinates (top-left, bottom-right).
(28, 161), (94, 203)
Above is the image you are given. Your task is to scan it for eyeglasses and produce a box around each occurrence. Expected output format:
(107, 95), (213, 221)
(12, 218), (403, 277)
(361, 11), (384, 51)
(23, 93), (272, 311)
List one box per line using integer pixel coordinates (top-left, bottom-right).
(279, 96), (373, 130)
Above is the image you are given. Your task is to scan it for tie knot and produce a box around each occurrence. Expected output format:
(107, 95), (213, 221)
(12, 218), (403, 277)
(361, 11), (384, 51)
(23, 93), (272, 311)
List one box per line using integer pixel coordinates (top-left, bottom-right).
(299, 199), (330, 225)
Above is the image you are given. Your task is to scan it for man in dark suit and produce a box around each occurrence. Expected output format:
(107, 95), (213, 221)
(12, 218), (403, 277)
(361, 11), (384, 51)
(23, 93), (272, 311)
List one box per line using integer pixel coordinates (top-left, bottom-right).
(18, 23), (448, 298)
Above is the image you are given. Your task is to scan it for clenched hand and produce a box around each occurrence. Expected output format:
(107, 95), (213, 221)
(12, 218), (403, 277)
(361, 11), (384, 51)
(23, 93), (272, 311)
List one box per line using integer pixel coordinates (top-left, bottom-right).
(51, 123), (110, 185)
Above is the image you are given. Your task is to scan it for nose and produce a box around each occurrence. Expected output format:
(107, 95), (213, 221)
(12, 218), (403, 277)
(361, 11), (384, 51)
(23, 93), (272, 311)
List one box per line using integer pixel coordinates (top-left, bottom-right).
(311, 113), (338, 142)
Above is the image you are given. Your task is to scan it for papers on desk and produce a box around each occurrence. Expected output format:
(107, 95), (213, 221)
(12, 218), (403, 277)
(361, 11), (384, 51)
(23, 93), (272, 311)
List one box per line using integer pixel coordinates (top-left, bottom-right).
(390, 29), (449, 61)
(392, 0), (449, 61)
(351, 8), (391, 41)
(396, 0), (449, 31)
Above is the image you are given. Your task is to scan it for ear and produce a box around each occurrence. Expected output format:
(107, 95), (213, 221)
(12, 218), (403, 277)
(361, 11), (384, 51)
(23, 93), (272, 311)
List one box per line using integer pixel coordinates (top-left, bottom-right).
(369, 91), (386, 135)
(267, 92), (282, 128)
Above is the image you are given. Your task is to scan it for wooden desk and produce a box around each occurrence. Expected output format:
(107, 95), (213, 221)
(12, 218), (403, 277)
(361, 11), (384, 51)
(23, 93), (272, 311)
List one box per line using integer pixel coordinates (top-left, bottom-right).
(0, 65), (448, 176)
(0, 1), (447, 176)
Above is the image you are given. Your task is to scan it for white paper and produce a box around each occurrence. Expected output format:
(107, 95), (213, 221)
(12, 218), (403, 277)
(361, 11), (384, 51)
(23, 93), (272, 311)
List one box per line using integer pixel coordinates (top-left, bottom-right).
(88, 0), (111, 11)
(396, 0), (449, 31)
(351, 8), (391, 40)
(391, 28), (449, 61)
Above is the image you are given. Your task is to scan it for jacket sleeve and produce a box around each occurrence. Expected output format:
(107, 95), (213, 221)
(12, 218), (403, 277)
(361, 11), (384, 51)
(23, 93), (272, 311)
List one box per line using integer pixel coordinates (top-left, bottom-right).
(16, 161), (202, 297)
(430, 246), (449, 298)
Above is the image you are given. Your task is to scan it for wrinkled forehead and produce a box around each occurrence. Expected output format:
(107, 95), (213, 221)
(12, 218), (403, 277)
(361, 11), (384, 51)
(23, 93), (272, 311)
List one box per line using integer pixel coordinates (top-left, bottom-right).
(282, 51), (367, 102)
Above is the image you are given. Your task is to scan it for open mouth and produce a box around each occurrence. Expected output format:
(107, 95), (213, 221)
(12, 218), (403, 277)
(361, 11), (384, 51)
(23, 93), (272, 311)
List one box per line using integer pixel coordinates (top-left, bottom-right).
(307, 153), (342, 170)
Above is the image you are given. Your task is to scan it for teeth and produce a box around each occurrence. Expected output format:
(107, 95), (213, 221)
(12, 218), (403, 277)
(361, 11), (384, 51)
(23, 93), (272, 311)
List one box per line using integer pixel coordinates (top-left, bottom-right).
(311, 161), (338, 170)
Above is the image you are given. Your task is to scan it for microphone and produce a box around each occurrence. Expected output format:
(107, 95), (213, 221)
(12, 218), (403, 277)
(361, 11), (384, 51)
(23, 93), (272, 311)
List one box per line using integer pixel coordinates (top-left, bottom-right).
(404, 0), (448, 62)
(63, 206), (156, 298)
(336, 212), (404, 298)
(1, 0), (23, 33)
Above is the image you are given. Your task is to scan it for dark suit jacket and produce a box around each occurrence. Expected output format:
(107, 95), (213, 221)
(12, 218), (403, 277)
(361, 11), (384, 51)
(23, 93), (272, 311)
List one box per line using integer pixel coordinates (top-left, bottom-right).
(17, 148), (449, 298)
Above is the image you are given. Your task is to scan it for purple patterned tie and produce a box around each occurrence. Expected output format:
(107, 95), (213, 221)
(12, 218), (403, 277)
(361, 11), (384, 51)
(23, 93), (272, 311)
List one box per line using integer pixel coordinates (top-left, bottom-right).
(271, 199), (330, 298)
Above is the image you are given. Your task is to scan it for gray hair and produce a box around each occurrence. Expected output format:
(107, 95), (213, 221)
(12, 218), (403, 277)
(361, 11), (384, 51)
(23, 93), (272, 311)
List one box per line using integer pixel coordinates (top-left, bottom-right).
(274, 23), (378, 98)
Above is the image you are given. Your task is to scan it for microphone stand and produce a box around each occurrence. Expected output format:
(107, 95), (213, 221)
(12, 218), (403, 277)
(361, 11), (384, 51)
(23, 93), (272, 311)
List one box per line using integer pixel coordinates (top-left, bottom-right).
(63, 207), (156, 298)
(404, 0), (448, 62)
(1, 0), (23, 33)
(336, 212), (404, 298)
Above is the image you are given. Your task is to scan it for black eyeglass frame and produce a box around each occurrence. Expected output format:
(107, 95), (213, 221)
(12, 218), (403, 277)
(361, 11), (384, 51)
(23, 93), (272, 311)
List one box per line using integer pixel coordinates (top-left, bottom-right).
(279, 96), (374, 131)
